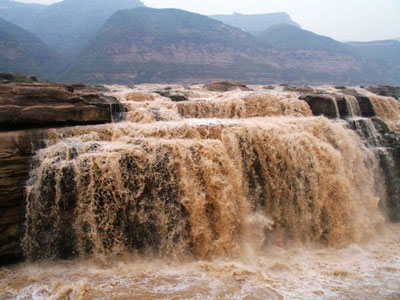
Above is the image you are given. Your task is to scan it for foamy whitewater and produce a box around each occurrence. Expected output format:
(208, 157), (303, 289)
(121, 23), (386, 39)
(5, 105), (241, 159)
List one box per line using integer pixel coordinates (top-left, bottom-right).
(1, 84), (399, 299)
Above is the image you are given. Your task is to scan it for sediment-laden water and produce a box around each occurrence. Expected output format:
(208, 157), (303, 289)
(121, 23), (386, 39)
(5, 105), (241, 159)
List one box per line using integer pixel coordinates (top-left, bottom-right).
(1, 85), (399, 299)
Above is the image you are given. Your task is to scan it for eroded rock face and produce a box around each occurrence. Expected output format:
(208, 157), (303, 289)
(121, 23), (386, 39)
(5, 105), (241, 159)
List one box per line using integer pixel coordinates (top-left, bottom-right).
(0, 130), (48, 263)
(0, 82), (122, 129)
(357, 96), (376, 117)
(300, 94), (339, 119)
(0, 81), (124, 263)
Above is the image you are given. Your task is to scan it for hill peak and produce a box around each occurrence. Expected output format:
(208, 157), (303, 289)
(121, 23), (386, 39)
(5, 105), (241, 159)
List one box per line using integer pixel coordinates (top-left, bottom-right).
(0, 17), (67, 78)
(210, 12), (300, 33)
(258, 23), (347, 52)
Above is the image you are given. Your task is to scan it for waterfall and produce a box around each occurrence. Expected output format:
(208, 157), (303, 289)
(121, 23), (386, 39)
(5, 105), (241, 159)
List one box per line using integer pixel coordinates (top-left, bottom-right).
(21, 88), (386, 260)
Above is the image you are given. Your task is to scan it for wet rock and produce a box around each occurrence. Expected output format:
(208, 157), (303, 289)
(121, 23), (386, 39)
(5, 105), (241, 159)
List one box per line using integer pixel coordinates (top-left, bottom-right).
(334, 86), (360, 97)
(300, 94), (339, 118)
(378, 147), (400, 222)
(203, 81), (252, 92)
(371, 117), (391, 135)
(0, 130), (48, 263)
(367, 85), (400, 100)
(336, 97), (348, 118)
(263, 85), (275, 90)
(347, 115), (400, 221)
(356, 96), (376, 117)
(155, 90), (188, 102)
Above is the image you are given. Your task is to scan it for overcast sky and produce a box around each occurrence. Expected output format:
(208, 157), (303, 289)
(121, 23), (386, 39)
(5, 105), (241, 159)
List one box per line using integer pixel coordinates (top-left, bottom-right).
(17, 0), (400, 41)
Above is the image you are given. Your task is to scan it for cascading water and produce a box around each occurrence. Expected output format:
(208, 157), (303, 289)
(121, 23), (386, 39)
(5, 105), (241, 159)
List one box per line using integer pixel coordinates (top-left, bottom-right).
(1, 85), (399, 300)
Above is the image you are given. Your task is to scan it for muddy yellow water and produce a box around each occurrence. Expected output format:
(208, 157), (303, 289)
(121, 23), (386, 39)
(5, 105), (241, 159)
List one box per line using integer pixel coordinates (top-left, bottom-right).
(1, 224), (399, 299)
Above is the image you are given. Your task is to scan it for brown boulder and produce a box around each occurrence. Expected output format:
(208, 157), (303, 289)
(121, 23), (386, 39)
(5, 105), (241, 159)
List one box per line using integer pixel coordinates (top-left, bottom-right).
(203, 81), (252, 92)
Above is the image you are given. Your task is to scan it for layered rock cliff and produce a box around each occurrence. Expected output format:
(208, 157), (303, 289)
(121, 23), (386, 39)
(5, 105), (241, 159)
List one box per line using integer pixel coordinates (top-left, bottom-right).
(0, 81), (122, 129)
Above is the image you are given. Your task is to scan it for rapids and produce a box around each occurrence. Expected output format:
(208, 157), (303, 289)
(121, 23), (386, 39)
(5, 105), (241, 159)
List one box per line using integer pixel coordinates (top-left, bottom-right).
(1, 84), (399, 299)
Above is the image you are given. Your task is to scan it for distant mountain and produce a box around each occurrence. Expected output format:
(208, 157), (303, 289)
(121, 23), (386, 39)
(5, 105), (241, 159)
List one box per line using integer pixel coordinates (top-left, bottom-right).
(257, 25), (399, 84)
(62, 7), (265, 83)
(0, 3), (397, 85)
(346, 40), (400, 82)
(0, 0), (45, 29)
(210, 12), (300, 34)
(257, 24), (349, 53)
(347, 40), (400, 65)
(29, 0), (145, 58)
(0, 17), (68, 78)
(62, 7), (387, 85)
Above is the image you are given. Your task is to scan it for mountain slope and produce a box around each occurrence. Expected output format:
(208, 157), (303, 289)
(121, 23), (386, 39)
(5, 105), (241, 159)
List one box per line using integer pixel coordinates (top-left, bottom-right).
(30, 0), (145, 58)
(0, 17), (67, 78)
(347, 40), (400, 82)
(62, 7), (272, 84)
(210, 12), (300, 34)
(257, 24), (349, 53)
(0, 0), (45, 29)
(255, 24), (400, 84)
(347, 40), (400, 65)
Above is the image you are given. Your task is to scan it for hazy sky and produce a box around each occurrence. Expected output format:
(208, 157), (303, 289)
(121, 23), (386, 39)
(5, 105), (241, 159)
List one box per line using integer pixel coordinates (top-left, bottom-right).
(17, 0), (400, 41)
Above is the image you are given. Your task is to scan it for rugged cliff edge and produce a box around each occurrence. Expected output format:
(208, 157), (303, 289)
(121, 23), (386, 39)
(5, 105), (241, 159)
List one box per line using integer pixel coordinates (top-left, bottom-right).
(0, 80), (122, 130)
(0, 77), (123, 263)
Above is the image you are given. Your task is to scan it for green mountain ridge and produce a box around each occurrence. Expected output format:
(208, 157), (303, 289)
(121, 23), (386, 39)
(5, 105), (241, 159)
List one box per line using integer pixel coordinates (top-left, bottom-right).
(0, 17), (68, 78)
